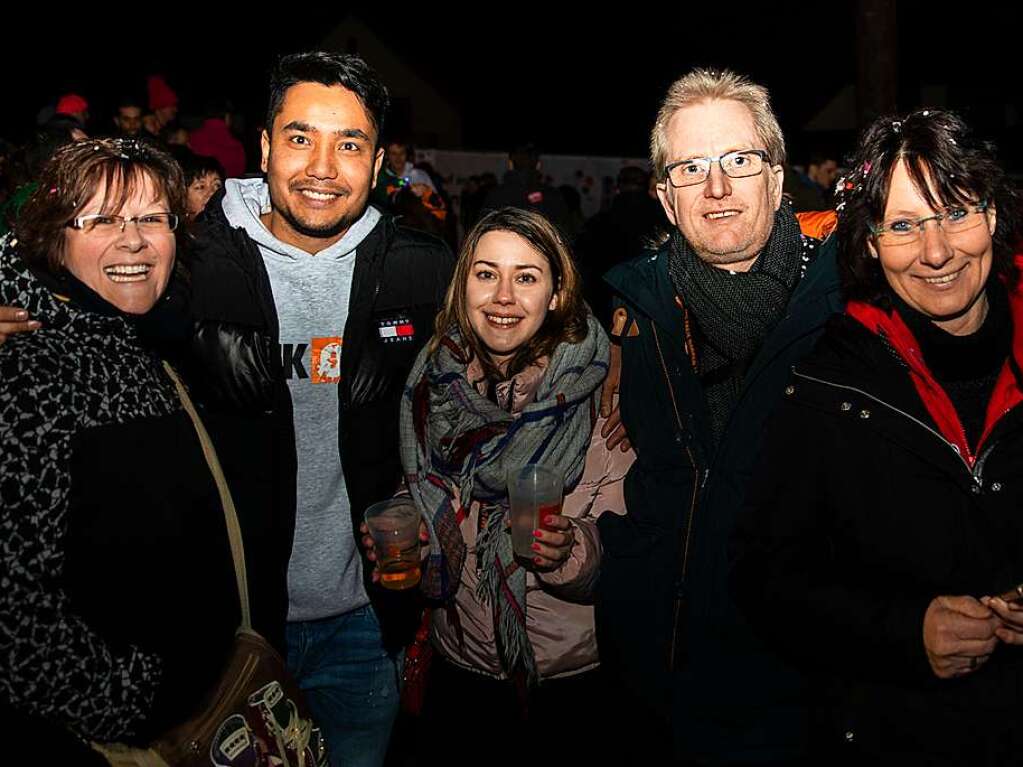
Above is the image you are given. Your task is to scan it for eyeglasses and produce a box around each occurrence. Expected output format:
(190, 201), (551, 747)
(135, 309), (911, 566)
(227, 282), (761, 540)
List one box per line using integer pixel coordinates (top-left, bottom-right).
(870, 201), (990, 245)
(68, 212), (179, 235)
(663, 149), (770, 188)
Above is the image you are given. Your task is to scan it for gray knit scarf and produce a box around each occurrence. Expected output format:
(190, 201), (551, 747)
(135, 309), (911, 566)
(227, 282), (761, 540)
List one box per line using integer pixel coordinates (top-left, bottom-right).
(399, 314), (608, 683)
(667, 204), (803, 441)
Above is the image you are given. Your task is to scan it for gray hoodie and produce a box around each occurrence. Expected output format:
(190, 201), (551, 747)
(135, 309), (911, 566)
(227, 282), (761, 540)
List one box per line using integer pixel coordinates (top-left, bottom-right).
(222, 178), (382, 621)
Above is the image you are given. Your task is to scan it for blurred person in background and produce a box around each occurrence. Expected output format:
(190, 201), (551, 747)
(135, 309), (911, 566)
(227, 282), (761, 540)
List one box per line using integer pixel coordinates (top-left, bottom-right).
(483, 143), (569, 234)
(170, 145), (225, 222)
(574, 165), (664, 327)
(55, 92), (89, 131)
(112, 96), (145, 138)
(785, 147), (840, 212)
(189, 99), (246, 178)
(0, 116), (86, 236)
(144, 75), (179, 138)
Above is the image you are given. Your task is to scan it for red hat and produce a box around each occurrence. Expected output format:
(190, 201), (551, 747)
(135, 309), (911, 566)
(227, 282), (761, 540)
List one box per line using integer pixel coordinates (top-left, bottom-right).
(55, 93), (88, 116)
(148, 75), (178, 110)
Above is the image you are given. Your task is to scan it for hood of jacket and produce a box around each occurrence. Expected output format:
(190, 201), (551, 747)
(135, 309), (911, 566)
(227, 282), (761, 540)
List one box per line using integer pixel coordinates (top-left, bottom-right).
(220, 177), (382, 261)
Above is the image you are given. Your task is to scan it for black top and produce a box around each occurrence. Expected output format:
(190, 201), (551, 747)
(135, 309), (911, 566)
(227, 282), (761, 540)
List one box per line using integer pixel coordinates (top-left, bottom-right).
(890, 283), (1011, 449)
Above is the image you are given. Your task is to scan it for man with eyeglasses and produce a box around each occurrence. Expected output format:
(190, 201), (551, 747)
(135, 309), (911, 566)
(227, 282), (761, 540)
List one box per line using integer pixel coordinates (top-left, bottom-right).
(595, 68), (843, 765)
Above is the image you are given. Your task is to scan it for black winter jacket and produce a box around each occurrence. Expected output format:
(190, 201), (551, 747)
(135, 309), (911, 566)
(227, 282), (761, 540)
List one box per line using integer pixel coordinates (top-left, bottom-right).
(733, 306), (1023, 765)
(181, 203), (454, 651)
(597, 221), (842, 763)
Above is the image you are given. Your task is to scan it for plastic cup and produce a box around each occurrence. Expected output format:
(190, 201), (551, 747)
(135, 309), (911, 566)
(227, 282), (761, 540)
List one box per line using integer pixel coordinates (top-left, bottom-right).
(364, 498), (422, 590)
(507, 464), (564, 558)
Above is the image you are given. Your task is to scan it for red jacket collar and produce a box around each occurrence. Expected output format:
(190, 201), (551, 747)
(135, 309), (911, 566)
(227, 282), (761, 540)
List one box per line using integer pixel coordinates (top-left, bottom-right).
(846, 260), (1023, 465)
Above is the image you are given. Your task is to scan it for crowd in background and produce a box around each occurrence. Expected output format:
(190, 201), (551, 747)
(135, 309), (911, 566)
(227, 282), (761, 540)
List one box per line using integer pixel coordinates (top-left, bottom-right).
(0, 74), (845, 327)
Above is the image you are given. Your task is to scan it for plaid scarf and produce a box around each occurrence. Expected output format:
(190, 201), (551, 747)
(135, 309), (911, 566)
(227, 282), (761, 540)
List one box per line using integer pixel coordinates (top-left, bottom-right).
(399, 314), (608, 682)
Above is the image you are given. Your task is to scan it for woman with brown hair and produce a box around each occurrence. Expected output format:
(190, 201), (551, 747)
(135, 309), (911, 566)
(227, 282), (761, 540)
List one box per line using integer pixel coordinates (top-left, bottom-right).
(733, 110), (1023, 764)
(366, 207), (633, 764)
(0, 138), (288, 763)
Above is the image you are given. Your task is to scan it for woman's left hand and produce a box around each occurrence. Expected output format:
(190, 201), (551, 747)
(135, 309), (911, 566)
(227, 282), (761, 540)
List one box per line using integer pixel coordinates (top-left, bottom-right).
(981, 596), (1023, 644)
(529, 515), (575, 571)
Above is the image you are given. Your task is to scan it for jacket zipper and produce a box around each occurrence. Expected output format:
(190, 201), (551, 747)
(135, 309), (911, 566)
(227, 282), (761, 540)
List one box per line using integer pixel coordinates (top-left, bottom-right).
(652, 324), (700, 672)
(792, 370), (988, 486)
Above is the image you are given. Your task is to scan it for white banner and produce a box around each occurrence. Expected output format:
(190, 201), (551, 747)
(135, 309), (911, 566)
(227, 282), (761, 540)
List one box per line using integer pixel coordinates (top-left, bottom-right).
(417, 148), (649, 219)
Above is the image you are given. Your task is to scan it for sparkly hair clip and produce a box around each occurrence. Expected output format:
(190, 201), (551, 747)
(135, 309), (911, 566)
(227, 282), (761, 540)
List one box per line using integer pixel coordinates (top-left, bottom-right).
(834, 155), (880, 213)
(892, 120), (902, 134)
(110, 137), (149, 160)
(86, 137), (150, 161)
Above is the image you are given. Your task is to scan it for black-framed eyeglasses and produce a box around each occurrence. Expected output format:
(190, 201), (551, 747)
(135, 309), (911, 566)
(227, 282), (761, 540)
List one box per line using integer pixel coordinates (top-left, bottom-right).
(68, 212), (179, 235)
(869, 201), (990, 245)
(663, 149), (771, 188)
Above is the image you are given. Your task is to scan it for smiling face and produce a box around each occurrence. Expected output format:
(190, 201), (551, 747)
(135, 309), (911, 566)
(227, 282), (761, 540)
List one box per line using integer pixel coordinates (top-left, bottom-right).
(62, 173), (176, 314)
(656, 99), (783, 272)
(872, 159), (997, 336)
(465, 230), (558, 374)
(261, 81), (384, 254)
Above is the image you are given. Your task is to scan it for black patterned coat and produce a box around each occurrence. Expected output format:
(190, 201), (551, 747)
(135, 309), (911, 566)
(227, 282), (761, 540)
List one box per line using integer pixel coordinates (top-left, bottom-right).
(0, 238), (281, 752)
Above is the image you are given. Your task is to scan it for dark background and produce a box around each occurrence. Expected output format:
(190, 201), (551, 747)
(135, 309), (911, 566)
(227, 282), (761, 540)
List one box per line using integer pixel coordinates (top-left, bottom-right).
(5, 4), (1021, 169)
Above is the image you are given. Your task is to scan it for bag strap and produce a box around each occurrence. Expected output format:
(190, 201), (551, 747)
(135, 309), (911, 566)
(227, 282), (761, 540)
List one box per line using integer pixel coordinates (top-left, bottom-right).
(162, 361), (251, 630)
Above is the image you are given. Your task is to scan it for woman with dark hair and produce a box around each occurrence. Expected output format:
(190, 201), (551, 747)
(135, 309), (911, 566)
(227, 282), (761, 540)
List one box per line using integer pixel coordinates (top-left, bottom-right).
(363, 207), (633, 765)
(732, 109), (1023, 764)
(169, 145), (225, 221)
(0, 138), (288, 762)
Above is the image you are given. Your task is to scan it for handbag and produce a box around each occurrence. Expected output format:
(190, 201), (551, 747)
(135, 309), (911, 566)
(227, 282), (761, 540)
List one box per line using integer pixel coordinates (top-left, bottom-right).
(90, 362), (326, 767)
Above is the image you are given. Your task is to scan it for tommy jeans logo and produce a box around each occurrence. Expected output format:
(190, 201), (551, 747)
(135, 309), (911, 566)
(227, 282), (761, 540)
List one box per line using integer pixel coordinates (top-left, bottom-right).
(377, 314), (415, 344)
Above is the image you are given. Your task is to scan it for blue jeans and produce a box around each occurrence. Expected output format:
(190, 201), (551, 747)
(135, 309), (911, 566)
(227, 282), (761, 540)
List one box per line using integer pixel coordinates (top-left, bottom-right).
(286, 605), (401, 767)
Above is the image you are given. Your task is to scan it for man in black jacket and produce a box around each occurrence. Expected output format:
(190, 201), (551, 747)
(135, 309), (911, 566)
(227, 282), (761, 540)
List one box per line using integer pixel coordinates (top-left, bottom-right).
(596, 68), (843, 765)
(187, 54), (452, 767)
(182, 53), (453, 767)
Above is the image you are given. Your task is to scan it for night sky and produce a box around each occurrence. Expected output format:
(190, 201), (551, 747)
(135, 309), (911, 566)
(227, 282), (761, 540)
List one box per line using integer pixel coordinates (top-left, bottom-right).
(5, 6), (1022, 168)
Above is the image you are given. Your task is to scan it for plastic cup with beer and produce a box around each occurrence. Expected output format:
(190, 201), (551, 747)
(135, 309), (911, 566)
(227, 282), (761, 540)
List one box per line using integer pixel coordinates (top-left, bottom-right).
(507, 464), (564, 559)
(364, 497), (422, 590)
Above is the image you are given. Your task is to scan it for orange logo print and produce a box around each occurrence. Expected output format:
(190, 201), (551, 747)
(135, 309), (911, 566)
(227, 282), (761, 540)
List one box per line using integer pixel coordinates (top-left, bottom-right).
(310, 337), (343, 384)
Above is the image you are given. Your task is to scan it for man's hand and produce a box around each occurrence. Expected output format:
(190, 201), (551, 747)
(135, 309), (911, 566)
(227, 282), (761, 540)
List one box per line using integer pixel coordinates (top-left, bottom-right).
(981, 595), (1023, 645)
(359, 519), (429, 584)
(599, 342), (630, 452)
(0, 306), (41, 345)
(529, 514), (576, 572)
(923, 595), (1000, 678)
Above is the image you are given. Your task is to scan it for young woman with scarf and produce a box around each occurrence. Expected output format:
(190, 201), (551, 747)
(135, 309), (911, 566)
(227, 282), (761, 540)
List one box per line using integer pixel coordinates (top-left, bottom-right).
(366, 207), (633, 765)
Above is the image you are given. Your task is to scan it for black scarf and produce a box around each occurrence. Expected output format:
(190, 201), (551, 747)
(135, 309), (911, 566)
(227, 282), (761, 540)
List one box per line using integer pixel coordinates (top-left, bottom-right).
(668, 204), (806, 444)
(890, 280), (1011, 449)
